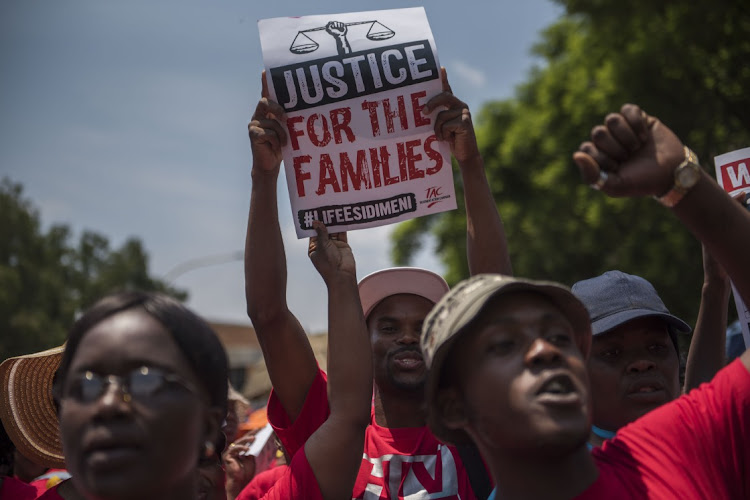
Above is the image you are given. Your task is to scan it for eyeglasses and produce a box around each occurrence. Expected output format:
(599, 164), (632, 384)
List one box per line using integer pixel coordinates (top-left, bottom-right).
(65, 366), (199, 404)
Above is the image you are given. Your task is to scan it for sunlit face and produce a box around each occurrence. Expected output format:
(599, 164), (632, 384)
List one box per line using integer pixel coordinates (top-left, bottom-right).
(441, 292), (591, 456)
(367, 294), (435, 393)
(587, 317), (680, 431)
(58, 308), (215, 500)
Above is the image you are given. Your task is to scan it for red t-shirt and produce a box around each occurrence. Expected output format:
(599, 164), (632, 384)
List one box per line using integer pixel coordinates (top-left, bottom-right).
(253, 450), (322, 500)
(0, 476), (37, 500)
(236, 465), (288, 500)
(35, 486), (64, 499)
(578, 358), (750, 498)
(268, 368), (478, 499)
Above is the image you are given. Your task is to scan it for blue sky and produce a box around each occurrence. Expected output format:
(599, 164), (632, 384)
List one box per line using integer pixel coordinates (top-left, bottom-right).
(1, 0), (563, 332)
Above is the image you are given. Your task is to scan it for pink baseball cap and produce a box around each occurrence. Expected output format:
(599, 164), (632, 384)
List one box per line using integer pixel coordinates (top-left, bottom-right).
(358, 267), (450, 319)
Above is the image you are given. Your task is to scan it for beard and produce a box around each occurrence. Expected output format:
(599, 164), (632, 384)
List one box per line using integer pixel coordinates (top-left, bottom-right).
(387, 369), (426, 392)
(381, 345), (427, 392)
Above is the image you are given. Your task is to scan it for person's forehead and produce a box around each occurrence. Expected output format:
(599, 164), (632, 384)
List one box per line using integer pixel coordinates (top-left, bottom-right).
(452, 292), (574, 359)
(594, 317), (670, 343)
(478, 290), (571, 324)
(70, 309), (190, 374)
(367, 293), (435, 322)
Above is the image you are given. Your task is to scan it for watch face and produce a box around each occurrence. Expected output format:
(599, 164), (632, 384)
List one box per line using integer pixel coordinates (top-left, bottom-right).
(676, 163), (701, 188)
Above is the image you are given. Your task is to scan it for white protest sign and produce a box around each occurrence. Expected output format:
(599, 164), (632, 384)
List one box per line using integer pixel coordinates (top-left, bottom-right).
(258, 7), (457, 238)
(714, 147), (750, 351)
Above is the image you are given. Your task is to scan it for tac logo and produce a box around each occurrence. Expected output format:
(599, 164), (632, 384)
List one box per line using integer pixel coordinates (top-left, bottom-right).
(425, 186), (442, 199)
(425, 186), (445, 208)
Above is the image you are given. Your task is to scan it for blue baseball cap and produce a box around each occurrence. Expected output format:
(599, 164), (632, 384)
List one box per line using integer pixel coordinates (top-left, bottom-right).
(571, 271), (691, 337)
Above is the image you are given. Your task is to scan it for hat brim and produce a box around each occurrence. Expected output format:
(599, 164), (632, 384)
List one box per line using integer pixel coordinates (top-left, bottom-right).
(359, 267), (449, 319)
(591, 309), (691, 336)
(424, 276), (592, 446)
(0, 346), (66, 469)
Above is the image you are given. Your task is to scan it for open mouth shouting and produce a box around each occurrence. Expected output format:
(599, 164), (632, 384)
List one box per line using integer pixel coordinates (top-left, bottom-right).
(534, 372), (583, 406)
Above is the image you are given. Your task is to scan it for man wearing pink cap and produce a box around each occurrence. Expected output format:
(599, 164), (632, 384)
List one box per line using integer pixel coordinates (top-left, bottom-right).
(244, 69), (511, 499)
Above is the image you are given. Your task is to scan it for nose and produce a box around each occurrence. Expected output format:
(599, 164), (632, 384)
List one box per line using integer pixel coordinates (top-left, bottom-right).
(626, 359), (656, 374)
(97, 376), (132, 416)
(525, 338), (562, 367)
(397, 325), (421, 345)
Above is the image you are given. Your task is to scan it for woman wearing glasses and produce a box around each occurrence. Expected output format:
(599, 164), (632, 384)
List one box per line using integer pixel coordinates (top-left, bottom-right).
(51, 291), (228, 500)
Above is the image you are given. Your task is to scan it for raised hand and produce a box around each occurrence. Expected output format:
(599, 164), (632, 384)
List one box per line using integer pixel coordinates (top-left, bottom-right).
(423, 67), (481, 166)
(248, 71), (288, 174)
(307, 221), (356, 283)
(325, 21), (348, 38)
(572, 103), (686, 198)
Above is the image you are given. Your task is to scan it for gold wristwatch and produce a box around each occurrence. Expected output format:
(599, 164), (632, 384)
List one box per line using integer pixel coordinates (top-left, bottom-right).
(655, 146), (702, 207)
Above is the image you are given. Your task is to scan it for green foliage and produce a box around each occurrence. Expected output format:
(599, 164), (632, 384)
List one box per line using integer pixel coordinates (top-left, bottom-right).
(392, 1), (750, 326)
(0, 178), (187, 360)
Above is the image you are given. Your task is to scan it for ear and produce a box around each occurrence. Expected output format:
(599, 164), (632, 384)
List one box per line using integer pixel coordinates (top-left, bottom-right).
(436, 386), (468, 431)
(201, 406), (226, 453)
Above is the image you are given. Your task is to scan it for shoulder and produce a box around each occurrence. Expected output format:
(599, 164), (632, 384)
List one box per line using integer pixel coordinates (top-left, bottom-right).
(267, 367), (331, 457)
(1, 476), (41, 500)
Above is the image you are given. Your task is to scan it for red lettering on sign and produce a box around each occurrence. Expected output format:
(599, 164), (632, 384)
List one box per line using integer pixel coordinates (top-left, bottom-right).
(362, 100), (381, 137)
(307, 113), (332, 147)
(411, 90), (430, 127)
(426, 186), (442, 199)
(330, 108), (355, 145)
(424, 135), (443, 175)
(316, 153), (341, 195)
(287, 116), (305, 151)
(340, 150), (372, 192)
(293, 155), (312, 197)
(719, 159), (750, 191)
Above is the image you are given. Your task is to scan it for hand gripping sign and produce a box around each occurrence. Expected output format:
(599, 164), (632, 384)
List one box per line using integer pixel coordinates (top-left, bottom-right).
(714, 147), (750, 351)
(258, 7), (457, 238)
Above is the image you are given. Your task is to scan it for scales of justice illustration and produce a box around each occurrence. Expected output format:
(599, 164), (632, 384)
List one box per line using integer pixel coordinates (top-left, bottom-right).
(289, 20), (396, 54)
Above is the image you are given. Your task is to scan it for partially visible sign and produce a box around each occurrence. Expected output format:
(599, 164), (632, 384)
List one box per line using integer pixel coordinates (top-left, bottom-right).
(258, 7), (457, 238)
(714, 147), (750, 351)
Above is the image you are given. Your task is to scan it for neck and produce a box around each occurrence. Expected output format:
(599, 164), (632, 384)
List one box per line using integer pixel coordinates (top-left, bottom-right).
(372, 384), (427, 428)
(588, 425), (615, 448)
(486, 443), (598, 500)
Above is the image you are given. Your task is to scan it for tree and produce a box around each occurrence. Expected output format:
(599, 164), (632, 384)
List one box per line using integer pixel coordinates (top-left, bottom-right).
(392, 0), (750, 327)
(0, 178), (187, 360)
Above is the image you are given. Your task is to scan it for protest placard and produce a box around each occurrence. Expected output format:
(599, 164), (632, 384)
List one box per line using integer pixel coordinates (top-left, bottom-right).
(258, 7), (457, 238)
(714, 147), (750, 351)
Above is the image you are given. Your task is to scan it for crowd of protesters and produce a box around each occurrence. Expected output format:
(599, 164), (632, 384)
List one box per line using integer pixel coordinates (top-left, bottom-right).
(1, 65), (749, 500)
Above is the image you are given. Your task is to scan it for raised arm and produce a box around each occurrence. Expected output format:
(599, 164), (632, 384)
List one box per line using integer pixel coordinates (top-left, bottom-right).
(572, 103), (750, 372)
(683, 244), (731, 391)
(245, 73), (318, 421)
(425, 67), (512, 276)
(304, 222), (372, 500)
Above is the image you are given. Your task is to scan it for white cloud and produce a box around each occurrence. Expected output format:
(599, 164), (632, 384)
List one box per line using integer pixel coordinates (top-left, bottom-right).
(446, 59), (488, 88)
